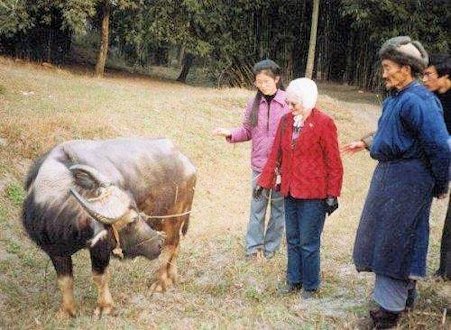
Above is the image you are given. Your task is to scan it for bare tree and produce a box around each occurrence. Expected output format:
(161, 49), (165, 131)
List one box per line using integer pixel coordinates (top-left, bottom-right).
(305, 0), (319, 79)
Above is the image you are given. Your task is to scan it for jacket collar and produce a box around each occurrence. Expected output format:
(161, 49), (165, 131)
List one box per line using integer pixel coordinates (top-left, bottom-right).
(286, 108), (318, 123)
(392, 80), (419, 97)
(259, 89), (286, 106)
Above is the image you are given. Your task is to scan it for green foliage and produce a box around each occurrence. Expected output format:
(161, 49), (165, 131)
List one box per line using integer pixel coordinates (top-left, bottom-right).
(0, 0), (30, 37)
(1, 0), (450, 89)
(58, 0), (98, 36)
(6, 183), (25, 207)
(338, 0), (450, 89)
(341, 0), (450, 53)
(0, 0), (98, 37)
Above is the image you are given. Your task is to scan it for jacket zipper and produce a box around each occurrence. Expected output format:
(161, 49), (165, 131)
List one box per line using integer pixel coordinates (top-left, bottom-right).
(266, 101), (271, 133)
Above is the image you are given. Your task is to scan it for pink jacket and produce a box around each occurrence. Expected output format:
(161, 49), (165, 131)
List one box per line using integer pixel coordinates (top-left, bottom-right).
(229, 89), (289, 172)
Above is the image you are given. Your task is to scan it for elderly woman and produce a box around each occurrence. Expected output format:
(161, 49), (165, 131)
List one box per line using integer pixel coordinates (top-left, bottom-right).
(344, 36), (450, 329)
(255, 78), (343, 299)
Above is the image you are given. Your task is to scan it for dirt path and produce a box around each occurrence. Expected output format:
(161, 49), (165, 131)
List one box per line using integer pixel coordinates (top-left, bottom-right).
(320, 94), (380, 131)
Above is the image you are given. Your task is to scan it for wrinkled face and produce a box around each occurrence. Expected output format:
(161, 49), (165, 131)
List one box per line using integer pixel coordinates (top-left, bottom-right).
(119, 211), (164, 260)
(254, 71), (279, 96)
(422, 65), (447, 92)
(381, 59), (411, 90)
(286, 98), (309, 118)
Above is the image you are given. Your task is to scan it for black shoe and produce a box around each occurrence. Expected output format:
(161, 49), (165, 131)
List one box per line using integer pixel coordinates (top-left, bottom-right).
(277, 282), (302, 294)
(434, 269), (445, 278)
(404, 287), (416, 312)
(370, 307), (400, 329)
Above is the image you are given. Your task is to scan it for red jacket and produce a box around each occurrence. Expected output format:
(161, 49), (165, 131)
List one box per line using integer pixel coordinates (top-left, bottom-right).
(258, 109), (343, 199)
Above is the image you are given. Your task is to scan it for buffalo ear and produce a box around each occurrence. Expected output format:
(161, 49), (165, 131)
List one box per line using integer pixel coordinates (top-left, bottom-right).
(69, 164), (110, 190)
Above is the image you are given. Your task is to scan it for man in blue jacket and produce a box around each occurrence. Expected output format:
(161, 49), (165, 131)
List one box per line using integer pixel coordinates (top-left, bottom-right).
(345, 36), (450, 329)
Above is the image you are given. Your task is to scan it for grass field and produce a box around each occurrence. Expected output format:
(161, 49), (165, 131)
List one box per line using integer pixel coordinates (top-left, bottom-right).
(0, 57), (449, 329)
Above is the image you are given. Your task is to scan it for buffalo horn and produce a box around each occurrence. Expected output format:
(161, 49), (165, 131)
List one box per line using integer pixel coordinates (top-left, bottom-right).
(69, 164), (111, 189)
(69, 186), (131, 224)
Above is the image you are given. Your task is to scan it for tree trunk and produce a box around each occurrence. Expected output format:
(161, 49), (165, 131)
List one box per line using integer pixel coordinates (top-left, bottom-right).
(47, 28), (52, 63)
(176, 53), (194, 83)
(178, 46), (185, 67)
(305, 0), (319, 79)
(342, 30), (354, 84)
(95, 1), (111, 77)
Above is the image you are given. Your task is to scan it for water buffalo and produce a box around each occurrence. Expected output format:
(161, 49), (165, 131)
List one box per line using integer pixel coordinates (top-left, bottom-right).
(23, 138), (196, 317)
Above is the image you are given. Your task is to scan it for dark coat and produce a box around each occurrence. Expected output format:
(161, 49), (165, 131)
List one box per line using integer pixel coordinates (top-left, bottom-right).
(353, 159), (434, 280)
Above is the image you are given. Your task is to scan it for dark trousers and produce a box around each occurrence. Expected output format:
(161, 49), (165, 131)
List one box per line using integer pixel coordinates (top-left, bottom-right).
(284, 196), (326, 291)
(437, 195), (451, 279)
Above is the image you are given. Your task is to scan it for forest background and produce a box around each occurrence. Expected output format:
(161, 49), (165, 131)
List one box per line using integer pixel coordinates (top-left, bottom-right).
(1, 0), (450, 90)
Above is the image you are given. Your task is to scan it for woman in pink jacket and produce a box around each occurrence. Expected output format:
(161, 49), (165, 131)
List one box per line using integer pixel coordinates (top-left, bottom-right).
(213, 59), (290, 259)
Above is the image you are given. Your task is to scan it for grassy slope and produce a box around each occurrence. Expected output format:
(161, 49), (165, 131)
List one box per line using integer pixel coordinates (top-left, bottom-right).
(0, 57), (448, 329)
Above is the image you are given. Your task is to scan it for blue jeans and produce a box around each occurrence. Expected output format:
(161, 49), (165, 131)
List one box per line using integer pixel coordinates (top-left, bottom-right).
(284, 196), (326, 291)
(246, 170), (284, 256)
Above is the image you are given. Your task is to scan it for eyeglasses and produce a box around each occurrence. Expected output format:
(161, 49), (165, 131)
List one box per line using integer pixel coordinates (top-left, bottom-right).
(422, 72), (437, 79)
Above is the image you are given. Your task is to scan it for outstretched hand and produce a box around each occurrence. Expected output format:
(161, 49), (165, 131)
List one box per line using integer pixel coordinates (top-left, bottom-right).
(212, 127), (232, 138)
(341, 140), (366, 155)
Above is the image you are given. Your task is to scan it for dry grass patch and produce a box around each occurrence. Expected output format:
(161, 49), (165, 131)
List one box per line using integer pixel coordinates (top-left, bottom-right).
(0, 56), (448, 329)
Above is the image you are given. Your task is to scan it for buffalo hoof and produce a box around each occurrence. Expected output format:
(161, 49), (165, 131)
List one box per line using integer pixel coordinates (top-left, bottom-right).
(149, 281), (166, 293)
(149, 276), (176, 293)
(93, 304), (116, 318)
(57, 307), (76, 319)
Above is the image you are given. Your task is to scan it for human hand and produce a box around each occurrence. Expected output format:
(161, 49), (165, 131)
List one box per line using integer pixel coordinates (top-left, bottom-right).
(341, 140), (366, 155)
(212, 127), (232, 138)
(324, 196), (339, 216)
(253, 185), (264, 199)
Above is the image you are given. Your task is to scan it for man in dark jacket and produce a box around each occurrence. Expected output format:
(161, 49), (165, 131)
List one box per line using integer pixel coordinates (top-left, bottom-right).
(423, 53), (451, 280)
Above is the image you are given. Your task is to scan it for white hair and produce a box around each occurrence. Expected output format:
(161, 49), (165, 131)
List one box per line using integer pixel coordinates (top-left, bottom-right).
(286, 78), (318, 111)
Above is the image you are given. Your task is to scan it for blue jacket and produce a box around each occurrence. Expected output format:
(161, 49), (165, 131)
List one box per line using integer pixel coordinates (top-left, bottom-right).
(370, 81), (450, 195)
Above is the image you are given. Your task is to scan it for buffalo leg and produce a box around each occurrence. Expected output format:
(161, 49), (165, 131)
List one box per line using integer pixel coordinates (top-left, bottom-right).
(90, 240), (114, 316)
(150, 244), (178, 293)
(50, 255), (76, 317)
(167, 246), (179, 285)
(148, 213), (189, 293)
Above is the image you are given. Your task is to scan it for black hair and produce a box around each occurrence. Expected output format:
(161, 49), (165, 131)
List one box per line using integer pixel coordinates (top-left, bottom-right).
(249, 59), (284, 127)
(428, 53), (451, 78)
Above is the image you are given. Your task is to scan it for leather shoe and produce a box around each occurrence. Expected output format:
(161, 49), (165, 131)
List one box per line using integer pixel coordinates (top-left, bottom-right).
(404, 287), (416, 312)
(370, 307), (400, 329)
